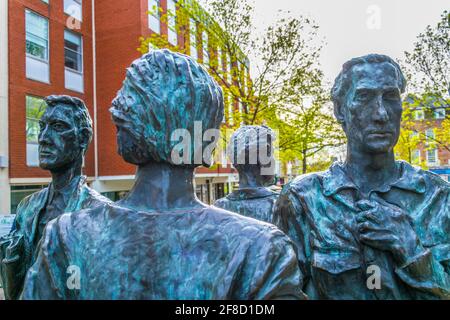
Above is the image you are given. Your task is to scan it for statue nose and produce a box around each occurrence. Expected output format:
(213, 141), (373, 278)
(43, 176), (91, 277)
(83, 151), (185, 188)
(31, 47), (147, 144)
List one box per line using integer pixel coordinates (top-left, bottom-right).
(373, 98), (389, 122)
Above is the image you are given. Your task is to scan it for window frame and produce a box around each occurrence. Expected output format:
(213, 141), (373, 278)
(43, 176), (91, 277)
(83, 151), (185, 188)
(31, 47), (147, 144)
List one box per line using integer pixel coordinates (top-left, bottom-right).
(25, 95), (47, 167)
(25, 9), (49, 64)
(64, 29), (83, 74)
(148, 0), (161, 34)
(189, 18), (198, 60)
(64, 0), (83, 22)
(167, 0), (177, 46)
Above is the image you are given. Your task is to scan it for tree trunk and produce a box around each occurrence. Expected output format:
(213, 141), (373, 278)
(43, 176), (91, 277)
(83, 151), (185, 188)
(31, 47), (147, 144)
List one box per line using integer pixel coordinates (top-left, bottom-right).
(302, 150), (307, 174)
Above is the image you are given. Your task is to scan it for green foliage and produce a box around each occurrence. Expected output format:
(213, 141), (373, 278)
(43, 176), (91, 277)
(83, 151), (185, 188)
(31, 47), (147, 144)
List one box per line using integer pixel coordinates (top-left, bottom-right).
(404, 10), (449, 97)
(138, 0), (346, 173)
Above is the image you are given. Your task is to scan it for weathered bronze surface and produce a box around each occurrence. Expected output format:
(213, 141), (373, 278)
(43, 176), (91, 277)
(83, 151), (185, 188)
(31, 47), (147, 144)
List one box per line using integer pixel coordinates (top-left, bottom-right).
(215, 125), (279, 223)
(0, 96), (110, 300)
(22, 50), (304, 300)
(273, 54), (450, 299)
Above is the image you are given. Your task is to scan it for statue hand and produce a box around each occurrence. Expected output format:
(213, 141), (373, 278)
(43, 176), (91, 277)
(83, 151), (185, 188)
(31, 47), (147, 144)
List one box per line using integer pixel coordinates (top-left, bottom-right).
(356, 196), (421, 266)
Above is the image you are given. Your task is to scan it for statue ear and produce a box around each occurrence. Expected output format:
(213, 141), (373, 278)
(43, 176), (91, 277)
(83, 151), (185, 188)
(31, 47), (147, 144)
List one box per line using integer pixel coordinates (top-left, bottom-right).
(79, 128), (92, 154)
(333, 101), (346, 126)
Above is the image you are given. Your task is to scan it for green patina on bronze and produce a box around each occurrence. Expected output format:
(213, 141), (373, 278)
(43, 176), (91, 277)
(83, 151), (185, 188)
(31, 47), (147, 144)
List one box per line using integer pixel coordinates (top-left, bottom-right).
(274, 54), (450, 299)
(0, 96), (110, 300)
(21, 50), (305, 300)
(215, 125), (279, 223)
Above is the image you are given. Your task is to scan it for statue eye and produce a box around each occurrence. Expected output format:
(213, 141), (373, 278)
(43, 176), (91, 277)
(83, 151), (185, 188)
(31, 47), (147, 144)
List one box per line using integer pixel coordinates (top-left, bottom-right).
(384, 90), (400, 101)
(52, 123), (66, 131)
(355, 91), (371, 101)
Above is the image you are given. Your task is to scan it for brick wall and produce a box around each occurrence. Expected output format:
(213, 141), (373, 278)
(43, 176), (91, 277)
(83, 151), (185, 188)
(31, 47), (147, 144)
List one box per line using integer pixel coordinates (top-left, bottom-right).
(8, 0), (95, 178)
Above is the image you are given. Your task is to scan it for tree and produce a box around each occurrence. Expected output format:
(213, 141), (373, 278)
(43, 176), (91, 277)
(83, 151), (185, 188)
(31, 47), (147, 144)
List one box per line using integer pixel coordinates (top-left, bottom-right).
(404, 10), (449, 97)
(397, 11), (450, 167)
(138, 0), (345, 171)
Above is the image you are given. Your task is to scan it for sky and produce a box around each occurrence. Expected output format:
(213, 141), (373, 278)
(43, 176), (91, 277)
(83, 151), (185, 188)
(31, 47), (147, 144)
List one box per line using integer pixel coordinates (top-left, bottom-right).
(201, 0), (449, 84)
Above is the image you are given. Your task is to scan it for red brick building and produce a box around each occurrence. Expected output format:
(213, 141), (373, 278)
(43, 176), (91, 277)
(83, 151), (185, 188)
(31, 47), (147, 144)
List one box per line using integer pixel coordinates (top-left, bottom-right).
(0, 0), (240, 215)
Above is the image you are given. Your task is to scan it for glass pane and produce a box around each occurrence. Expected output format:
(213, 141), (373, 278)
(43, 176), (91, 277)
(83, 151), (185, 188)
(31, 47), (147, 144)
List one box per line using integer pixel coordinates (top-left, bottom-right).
(203, 32), (208, 64)
(65, 49), (82, 71)
(26, 96), (46, 143)
(64, 0), (82, 22)
(26, 37), (48, 60)
(26, 96), (46, 119)
(26, 10), (48, 39)
(64, 30), (81, 48)
(25, 10), (48, 60)
(149, 15), (160, 33)
(64, 31), (82, 71)
(26, 120), (40, 143)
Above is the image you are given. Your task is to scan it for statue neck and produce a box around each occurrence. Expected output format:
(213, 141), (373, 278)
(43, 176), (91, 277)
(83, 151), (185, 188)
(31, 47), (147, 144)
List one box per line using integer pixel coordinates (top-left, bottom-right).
(120, 162), (203, 212)
(344, 144), (399, 196)
(50, 159), (83, 191)
(237, 166), (266, 189)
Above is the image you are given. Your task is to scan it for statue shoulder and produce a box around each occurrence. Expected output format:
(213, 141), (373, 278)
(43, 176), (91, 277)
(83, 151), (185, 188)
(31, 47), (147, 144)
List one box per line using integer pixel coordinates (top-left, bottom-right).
(280, 170), (328, 197)
(79, 184), (113, 209)
(207, 205), (289, 244)
(14, 187), (50, 224)
(398, 161), (450, 190)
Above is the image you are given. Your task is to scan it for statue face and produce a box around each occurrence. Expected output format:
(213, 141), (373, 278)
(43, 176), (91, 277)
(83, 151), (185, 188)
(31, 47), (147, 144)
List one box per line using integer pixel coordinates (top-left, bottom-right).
(38, 105), (82, 171)
(110, 100), (150, 166)
(342, 62), (403, 154)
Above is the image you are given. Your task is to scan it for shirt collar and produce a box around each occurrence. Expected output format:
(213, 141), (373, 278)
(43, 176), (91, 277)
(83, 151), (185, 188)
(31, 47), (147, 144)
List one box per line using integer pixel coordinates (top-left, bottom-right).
(323, 161), (426, 197)
(227, 187), (278, 201)
(48, 175), (86, 204)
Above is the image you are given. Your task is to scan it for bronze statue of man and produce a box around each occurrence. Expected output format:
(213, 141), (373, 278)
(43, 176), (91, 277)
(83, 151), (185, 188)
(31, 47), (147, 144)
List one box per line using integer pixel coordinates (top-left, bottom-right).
(0, 96), (110, 300)
(22, 50), (304, 300)
(215, 125), (279, 223)
(273, 54), (450, 299)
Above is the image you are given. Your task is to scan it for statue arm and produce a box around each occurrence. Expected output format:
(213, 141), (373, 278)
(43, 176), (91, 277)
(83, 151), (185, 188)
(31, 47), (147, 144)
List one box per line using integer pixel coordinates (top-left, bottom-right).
(394, 192), (450, 299)
(247, 229), (306, 300)
(21, 218), (70, 300)
(272, 187), (310, 288)
(0, 202), (29, 300)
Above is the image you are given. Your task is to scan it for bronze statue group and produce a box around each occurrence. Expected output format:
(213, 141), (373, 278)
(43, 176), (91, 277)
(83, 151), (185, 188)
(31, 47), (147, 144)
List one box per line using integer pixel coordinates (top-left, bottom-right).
(0, 50), (449, 300)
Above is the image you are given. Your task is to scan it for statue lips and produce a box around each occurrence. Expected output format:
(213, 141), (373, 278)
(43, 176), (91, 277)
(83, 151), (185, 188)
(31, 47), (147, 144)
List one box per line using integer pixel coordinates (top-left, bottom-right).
(39, 149), (54, 158)
(366, 130), (393, 139)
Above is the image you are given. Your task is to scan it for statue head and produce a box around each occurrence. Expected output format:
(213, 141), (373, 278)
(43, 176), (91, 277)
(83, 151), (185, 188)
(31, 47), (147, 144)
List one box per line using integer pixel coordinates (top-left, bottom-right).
(110, 49), (224, 167)
(228, 125), (276, 187)
(331, 54), (406, 155)
(38, 95), (93, 171)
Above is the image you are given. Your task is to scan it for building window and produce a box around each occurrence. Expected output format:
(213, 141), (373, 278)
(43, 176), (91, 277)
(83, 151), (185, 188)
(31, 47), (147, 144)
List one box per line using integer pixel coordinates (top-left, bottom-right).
(26, 96), (46, 167)
(411, 149), (421, 165)
(202, 31), (209, 65)
(64, 0), (82, 22)
(414, 108), (425, 120)
(426, 149), (438, 166)
(425, 129), (435, 141)
(434, 108), (446, 119)
(148, 0), (161, 34)
(217, 47), (224, 72)
(225, 53), (231, 83)
(167, 0), (177, 45)
(189, 18), (197, 60)
(64, 30), (84, 92)
(11, 185), (48, 214)
(25, 9), (49, 83)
